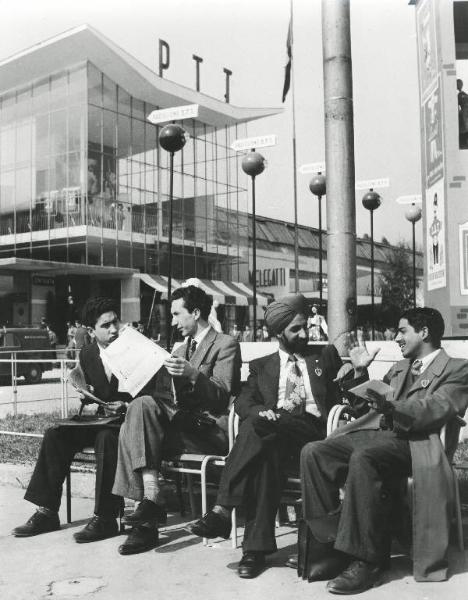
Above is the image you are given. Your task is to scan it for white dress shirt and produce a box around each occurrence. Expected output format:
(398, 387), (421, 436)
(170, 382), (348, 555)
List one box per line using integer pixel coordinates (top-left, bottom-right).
(417, 348), (441, 374)
(276, 348), (320, 417)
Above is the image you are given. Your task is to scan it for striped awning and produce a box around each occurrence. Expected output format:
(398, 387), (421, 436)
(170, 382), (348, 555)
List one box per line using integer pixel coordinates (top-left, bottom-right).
(137, 274), (269, 306)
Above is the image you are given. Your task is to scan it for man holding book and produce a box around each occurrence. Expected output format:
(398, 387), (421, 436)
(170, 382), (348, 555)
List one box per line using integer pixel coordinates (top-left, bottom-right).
(298, 307), (468, 593)
(112, 285), (241, 555)
(12, 297), (154, 543)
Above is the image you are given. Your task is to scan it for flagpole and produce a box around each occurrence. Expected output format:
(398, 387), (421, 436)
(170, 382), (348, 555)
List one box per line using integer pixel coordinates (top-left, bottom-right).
(290, 0), (300, 294)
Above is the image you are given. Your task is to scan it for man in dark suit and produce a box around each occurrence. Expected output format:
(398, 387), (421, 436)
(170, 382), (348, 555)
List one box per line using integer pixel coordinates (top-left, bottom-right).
(299, 307), (468, 594)
(190, 293), (366, 579)
(12, 297), (147, 543)
(112, 285), (241, 555)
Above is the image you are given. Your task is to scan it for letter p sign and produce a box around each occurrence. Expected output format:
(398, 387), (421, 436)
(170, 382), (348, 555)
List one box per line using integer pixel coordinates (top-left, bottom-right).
(159, 39), (170, 77)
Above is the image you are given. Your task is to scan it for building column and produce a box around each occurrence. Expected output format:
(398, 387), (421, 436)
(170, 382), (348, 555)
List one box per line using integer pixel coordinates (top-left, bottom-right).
(121, 276), (140, 323)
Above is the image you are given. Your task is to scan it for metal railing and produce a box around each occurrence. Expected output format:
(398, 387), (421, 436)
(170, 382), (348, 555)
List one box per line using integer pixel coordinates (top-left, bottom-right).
(0, 355), (78, 418)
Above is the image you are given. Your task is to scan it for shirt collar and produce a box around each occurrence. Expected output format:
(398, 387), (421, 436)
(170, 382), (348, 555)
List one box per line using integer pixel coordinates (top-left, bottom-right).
(417, 348), (441, 373)
(279, 347), (305, 366)
(188, 325), (211, 346)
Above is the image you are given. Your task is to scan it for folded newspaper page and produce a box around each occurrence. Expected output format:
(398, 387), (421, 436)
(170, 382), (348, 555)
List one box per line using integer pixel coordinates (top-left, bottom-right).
(101, 326), (170, 397)
(348, 379), (394, 400)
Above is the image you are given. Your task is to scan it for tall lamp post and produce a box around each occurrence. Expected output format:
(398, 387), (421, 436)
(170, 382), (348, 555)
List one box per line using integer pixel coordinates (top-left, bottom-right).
(405, 203), (422, 308)
(362, 189), (381, 340)
(309, 172), (327, 311)
(242, 151), (266, 341)
(159, 124), (187, 350)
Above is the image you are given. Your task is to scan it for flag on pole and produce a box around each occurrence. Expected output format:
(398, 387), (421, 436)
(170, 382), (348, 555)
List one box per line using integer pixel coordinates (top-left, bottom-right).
(282, 18), (292, 103)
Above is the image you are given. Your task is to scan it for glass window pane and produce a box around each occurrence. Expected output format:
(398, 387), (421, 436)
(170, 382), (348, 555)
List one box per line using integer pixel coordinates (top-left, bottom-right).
(16, 121), (32, 164)
(50, 110), (67, 155)
(35, 114), (49, 157)
(32, 79), (49, 113)
(16, 89), (32, 120)
(0, 125), (15, 168)
(49, 73), (68, 111)
(69, 152), (81, 188)
(117, 114), (131, 157)
(88, 105), (102, 152)
(118, 86), (131, 116)
(68, 66), (86, 105)
(103, 75), (117, 112)
(88, 64), (102, 107)
(103, 109), (117, 154)
(68, 105), (84, 152)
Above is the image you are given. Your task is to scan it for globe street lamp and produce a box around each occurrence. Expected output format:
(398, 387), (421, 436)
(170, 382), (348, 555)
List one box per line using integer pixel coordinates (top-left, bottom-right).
(309, 172), (327, 312)
(242, 151), (266, 341)
(362, 189), (382, 340)
(159, 124), (187, 349)
(405, 203), (422, 308)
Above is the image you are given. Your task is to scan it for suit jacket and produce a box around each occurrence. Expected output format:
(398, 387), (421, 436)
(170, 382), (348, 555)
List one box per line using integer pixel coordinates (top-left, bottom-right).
(331, 349), (468, 581)
(171, 327), (241, 418)
(235, 344), (344, 422)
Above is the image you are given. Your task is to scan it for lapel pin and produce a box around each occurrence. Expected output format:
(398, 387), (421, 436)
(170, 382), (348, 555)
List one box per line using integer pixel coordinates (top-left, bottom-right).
(421, 379), (430, 388)
(315, 367), (322, 377)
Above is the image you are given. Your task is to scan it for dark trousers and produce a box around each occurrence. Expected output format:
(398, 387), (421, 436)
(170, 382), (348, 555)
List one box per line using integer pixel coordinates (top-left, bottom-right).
(300, 429), (412, 565)
(24, 425), (121, 518)
(217, 411), (325, 553)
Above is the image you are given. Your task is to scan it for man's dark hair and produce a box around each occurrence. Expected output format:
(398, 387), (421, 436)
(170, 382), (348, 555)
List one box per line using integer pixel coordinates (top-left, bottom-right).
(81, 297), (119, 328)
(399, 307), (445, 347)
(171, 285), (212, 321)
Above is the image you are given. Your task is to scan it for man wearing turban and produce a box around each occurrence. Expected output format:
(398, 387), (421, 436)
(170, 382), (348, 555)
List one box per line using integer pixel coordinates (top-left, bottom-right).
(190, 293), (366, 578)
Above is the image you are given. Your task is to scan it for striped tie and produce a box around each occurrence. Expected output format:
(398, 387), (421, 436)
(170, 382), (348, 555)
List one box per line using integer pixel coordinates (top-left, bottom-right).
(411, 359), (423, 377)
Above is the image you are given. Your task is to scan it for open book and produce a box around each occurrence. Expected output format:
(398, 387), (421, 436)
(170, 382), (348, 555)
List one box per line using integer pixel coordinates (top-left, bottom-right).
(101, 326), (171, 397)
(348, 379), (394, 400)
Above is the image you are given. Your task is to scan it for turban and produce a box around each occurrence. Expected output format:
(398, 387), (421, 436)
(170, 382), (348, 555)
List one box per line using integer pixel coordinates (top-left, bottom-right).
(264, 294), (308, 335)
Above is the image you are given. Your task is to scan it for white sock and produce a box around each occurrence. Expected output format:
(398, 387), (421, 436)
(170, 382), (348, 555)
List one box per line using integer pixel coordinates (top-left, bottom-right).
(142, 469), (161, 504)
(213, 505), (230, 519)
(38, 506), (56, 517)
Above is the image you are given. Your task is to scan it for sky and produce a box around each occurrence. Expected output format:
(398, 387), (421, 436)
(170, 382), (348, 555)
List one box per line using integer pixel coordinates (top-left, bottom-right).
(0, 0), (422, 246)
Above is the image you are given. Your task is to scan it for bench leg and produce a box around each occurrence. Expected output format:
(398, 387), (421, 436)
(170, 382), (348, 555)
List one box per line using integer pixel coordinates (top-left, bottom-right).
(186, 474), (197, 518)
(66, 471), (71, 524)
(175, 473), (185, 517)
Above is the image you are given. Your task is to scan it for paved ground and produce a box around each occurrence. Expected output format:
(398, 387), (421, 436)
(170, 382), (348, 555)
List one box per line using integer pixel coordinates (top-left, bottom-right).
(1, 472), (468, 600)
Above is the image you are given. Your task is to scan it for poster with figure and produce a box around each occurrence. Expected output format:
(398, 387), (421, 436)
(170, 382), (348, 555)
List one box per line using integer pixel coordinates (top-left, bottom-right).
(426, 178), (446, 291)
(424, 80), (444, 188)
(416, 0), (438, 102)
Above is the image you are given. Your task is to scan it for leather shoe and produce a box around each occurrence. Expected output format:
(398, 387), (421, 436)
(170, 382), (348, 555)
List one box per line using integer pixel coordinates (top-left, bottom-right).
(12, 510), (60, 537)
(190, 510), (231, 539)
(305, 553), (350, 582)
(237, 552), (266, 579)
(285, 554), (298, 569)
(326, 560), (383, 594)
(118, 524), (159, 555)
(122, 499), (167, 526)
(73, 515), (118, 543)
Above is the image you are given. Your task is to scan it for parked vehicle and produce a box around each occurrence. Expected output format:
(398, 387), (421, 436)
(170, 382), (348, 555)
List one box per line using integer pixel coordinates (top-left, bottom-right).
(0, 328), (53, 384)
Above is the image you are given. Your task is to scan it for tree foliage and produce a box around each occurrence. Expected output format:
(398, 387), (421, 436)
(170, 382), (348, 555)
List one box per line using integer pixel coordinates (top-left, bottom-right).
(379, 242), (414, 325)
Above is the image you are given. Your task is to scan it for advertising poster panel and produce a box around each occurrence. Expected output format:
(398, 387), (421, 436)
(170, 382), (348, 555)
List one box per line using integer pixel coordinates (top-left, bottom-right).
(426, 177), (446, 290)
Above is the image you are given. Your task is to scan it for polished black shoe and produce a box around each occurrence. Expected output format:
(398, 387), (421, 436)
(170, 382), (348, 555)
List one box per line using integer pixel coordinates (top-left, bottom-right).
(285, 553), (298, 569)
(237, 552), (266, 579)
(73, 515), (118, 543)
(118, 524), (159, 555)
(190, 510), (231, 539)
(326, 560), (383, 595)
(122, 499), (167, 526)
(12, 510), (60, 537)
(306, 553), (350, 582)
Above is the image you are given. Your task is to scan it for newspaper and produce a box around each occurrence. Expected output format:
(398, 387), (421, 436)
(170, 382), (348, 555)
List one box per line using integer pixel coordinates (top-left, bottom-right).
(101, 326), (170, 397)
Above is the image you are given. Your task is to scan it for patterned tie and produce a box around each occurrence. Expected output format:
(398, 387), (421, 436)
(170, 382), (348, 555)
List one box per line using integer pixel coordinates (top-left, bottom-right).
(283, 355), (307, 415)
(186, 338), (197, 361)
(411, 359), (423, 377)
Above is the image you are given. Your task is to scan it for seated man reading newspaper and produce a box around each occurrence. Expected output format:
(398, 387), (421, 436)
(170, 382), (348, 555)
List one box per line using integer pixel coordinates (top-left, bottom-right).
(111, 285), (242, 555)
(12, 297), (158, 544)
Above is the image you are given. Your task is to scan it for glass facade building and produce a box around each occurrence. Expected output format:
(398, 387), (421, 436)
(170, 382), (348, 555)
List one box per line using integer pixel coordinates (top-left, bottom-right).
(0, 26), (278, 334)
(0, 63), (249, 280)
